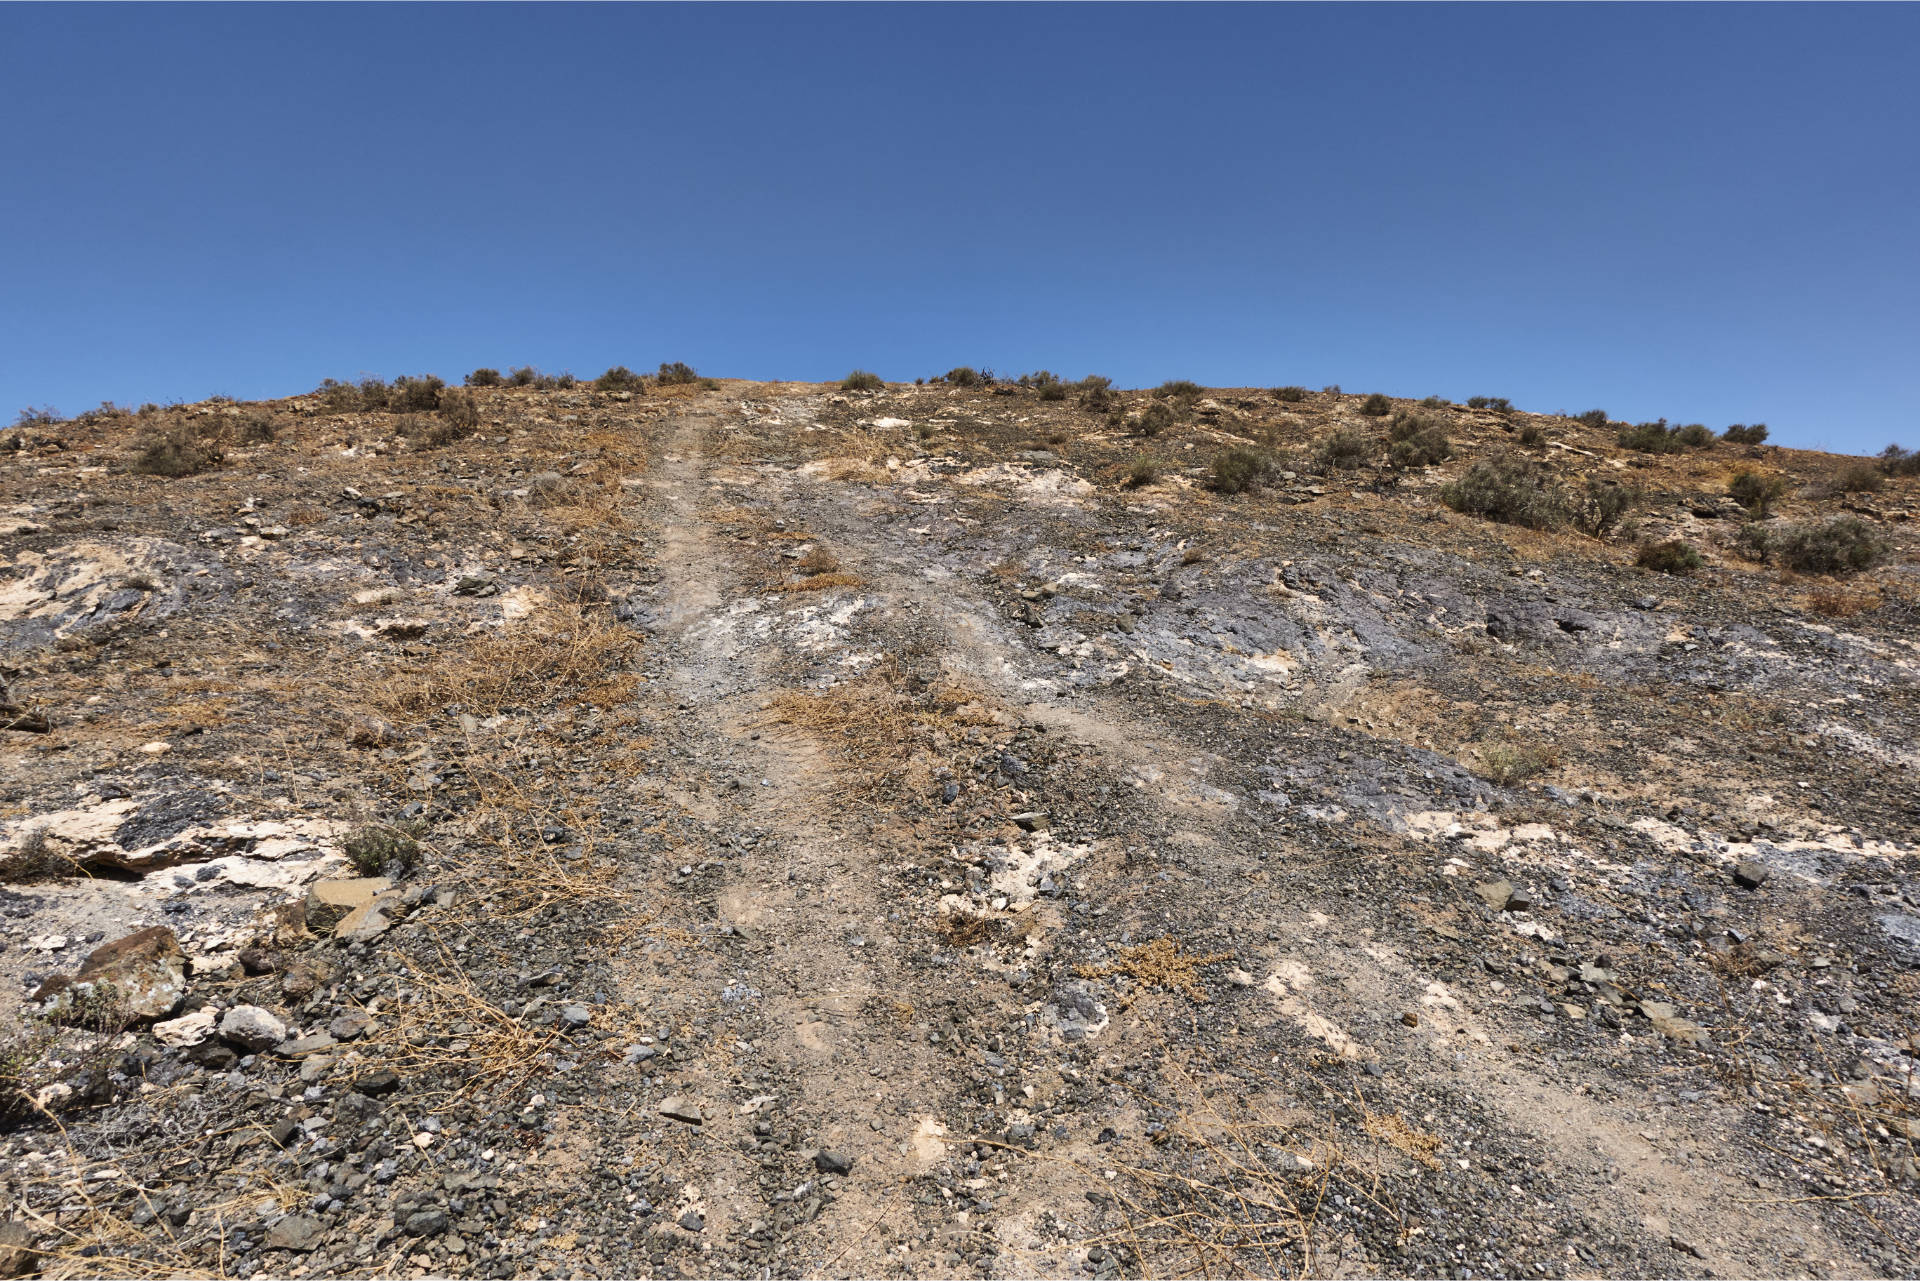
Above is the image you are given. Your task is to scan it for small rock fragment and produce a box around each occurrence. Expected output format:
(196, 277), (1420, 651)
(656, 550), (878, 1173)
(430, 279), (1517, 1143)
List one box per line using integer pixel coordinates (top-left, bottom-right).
(219, 1005), (288, 1052)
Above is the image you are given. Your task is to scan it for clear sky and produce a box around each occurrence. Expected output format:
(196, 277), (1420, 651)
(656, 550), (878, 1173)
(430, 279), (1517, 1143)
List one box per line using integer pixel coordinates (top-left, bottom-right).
(3, 3), (1916, 454)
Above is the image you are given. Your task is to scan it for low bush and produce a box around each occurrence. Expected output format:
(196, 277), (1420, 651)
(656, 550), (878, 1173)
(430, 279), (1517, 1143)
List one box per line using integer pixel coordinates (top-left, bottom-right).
(1517, 424), (1544, 446)
(1830, 463), (1884, 494)
(1636, 539), (1703, 575)
(344, 822), (422, 875)
(945, 366), (982, 388)
(467, 368), (503, 387)
(509, 366), (538, 387)
(1135, 401), (1177, 437)
(13, 406), (61, 427)
(1123, 456), (1159, 488)
(1878, 444), (1920, 477)
(1359, 392), (1392, 417)
(1772, 516), (1888, 576)
(391, 374), (446, 413)
(596, 365), (644, 391)
(1385, 411), (1451, 468)
(1038, 382), (1068, 401)
(1273, 385), (1308, 402)
(1419, 395), (1449, 409)
(1727, 469), (1787, 517)
(1617, 419), (1682, 453)
(1440, 453), (1561, 529)
(1158, 380), (1204, 400)
(1466, 396), (1513, 412)
(1208, 447), (1272, 494)
(1475, 740), (1557, 786)
(657, 361), (699, 385)
(1576, 409), (1609, 428)
(1076, 375), (1114, 411)
(134, 426), (223, 477)
(1674, 422), (1715, 448)
(438, 387), (479, 436)
(1567, 477), (1636, 537)
(840, 370), (884, 392)
(1314, 427), (1372, 471)
(1722, 422), (1769, 445)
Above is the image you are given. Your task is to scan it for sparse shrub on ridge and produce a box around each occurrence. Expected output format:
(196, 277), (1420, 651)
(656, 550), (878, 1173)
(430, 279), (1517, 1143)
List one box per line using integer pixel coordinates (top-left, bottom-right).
(1440, 453), (1562, 529)
(1314, 427), (1372, 472)
(467, 368), (503, 387)
(1419, 395), (1449, 409)
(1722, 422), (1769, 445)
(1076, 375), (1115, 411)
(945, 367), (982, 388)
(134, 426), (223, 477)
(657, 361), (699, 385)
(1208, 447), (1271, 494)
(391, 375), (446, 413)
(1273, 386), (1308, 403)
(1385, 411), (1451, 469)
(13, 406), (61, 428)
(1359, 392), (1392, 417)
(1878, 444), (1920, 477)
(1674, 423), (1715, 448)
(1728, 469), (1787, 517)
(1577, 409), (1609, 428)
(1636, 540), (1703, 575)
(1517, 424), (1544, 446)
(1466, 396), (1513, 412)
(1158, 380), (1204, 401)
(1124, 456), (1159, 489)
(840, 370), (883, 392)
(1619, 418), (1715, 454)
(509, 366), (538, 387)
(596, 366), (645, 392)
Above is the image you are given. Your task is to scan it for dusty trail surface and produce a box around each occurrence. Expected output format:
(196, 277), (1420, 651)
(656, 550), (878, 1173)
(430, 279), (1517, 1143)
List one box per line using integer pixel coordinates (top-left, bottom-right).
(0, 378), (1917, 1279)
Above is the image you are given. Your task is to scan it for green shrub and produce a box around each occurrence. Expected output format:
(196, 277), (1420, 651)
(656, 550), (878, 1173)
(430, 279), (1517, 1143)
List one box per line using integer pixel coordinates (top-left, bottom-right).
(1038, 382), (1068, 401)
(1722, 423), (1769, 445)
(1674, 423), (1715, 448)
(1208, 447), (1272, 494)
(1773, 516), (1888, 575)
(1158, 380), (1204, 400)
(1517, 424), (1544, 446)
(439, 388), (479, 434)
(357, 376), (393, 411)
(699, 377), (720, 390)
(945, 367), (982, 388)
(391, 375), (446, 413)
(316, 379), (360, 412)
(1419, 395), (1448, 409)
(1385, 411), (1451, 468)
(1076, 375), (1115, 412)
(1315, 428), (1372, 471)
(1123, 456), (1159, 489)
(1272, 386), (1308, 403)
(467, 368), (503, 387)
(1831, 463), (1884, 494)
(134, 426), (223, 477)
(657, 361), (699, 385)
(1728, 469), (1787, 517)
(540, 371), (577, 390)
(1466, 396), (1513, 412)
(1636, 540), (1703, 575)
(1617, 419), (1682, 453)
(1878, 444), (1920, 477)
(1135, 401), (1177, 437)
(509, 366), (538, 387)
(840, 370), (883, 392)
(1359, 393), (1392, 417)
(596, 365), (644, 391)
(1576, 409), (1609, 428)
(1567, 477), (1635, 537)
(1440, 453), (1562, 529)
(344, 822), (421, 875)
(1732, 522), (1774, 563)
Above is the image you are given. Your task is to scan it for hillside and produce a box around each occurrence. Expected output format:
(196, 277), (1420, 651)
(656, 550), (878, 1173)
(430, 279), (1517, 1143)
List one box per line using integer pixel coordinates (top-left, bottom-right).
(1, 371), (1917, 1279)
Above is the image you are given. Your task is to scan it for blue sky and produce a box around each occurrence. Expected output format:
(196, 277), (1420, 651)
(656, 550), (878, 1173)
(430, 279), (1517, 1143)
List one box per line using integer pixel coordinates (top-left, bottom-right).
(3, 3), (1916, 454)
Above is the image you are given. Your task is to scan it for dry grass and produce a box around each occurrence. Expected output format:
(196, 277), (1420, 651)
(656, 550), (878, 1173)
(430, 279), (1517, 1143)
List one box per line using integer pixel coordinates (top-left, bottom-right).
(1468, 738), (1559, 786)
(767, 571), (864, 593)
(1078, 937), (1234, 1004)
(933, 908), (1003, 948)
(819, 457), (890, 484)
(372, 604), (639, 720)
(1804, 586), (1880, 618)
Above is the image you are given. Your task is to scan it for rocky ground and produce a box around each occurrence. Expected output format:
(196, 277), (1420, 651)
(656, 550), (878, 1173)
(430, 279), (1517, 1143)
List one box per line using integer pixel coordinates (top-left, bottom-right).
(0, 373), (1916, 1279)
